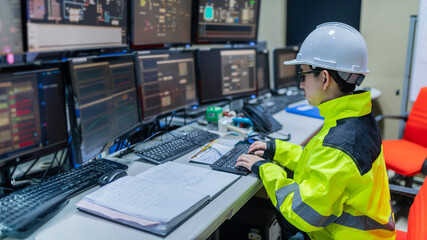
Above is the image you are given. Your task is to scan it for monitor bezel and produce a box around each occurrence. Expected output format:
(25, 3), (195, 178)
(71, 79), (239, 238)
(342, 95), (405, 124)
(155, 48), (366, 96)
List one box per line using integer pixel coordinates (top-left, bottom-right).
(129, 0), (193, 50)
(191, 0), (261, 45)
(135, 49), (199, 122)
(256, 49), (271, 96)
(0, 62), (69, 170)
(196, 47), (258, 105)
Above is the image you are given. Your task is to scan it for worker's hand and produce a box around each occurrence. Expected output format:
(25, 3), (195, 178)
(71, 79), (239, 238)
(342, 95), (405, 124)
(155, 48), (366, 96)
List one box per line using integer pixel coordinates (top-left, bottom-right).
(236, 154), (264, 170)
(248, 141), (267, 156)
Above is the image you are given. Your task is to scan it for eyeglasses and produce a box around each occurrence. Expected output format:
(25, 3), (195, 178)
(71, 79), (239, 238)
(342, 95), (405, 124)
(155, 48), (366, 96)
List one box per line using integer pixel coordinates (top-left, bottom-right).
(298, 70), (321, 82)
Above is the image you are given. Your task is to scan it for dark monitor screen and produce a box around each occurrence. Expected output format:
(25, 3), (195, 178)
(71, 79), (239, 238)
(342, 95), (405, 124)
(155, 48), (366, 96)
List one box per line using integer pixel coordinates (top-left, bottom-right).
(197, 48), (256, 104)
(26, 0), (128, 52)
(194, 0), (260, 44)
(0, 63), (68, 168)
(137, 51), (197, 121)
(273, 46), (299, 90)
(70, 54), (139, 163)
(131, 0), (192, 49)
(256, 49), (270, 96)
(0, 0), (24, 55)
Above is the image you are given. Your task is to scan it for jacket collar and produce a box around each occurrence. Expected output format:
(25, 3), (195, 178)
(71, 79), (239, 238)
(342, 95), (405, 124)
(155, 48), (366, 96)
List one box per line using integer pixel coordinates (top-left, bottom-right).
(318, 90), (372, 124)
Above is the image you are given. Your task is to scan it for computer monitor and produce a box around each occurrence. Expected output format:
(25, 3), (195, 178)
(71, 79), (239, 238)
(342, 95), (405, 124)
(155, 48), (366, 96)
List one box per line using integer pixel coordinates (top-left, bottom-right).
(26, 0), (128, 52)
(273, 46), (299, 92)
(256, 49), (270, 96)
(193, 0), (260, 44)
(69, 54), (140, 163)
(0, 0), (24, 55)
(136, 50), (198, 121)
(131, 0), (192, 49)
(0, 63), (68, 169)
(197, 48), (257, 104)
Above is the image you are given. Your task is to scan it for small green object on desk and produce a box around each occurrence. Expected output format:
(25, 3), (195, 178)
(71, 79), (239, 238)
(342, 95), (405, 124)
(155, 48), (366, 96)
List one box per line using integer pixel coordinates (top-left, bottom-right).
(206, 106), (223, 122)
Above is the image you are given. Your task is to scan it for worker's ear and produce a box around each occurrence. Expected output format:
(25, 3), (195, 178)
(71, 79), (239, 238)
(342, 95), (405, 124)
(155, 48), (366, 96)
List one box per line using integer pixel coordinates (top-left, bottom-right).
(321, 70), (332, 90)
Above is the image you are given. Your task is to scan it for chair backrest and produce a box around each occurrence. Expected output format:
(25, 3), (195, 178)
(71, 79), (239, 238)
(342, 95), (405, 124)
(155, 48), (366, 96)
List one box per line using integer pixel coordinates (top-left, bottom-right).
(403, 87), (427, 148)
(406, 178), (427, 240)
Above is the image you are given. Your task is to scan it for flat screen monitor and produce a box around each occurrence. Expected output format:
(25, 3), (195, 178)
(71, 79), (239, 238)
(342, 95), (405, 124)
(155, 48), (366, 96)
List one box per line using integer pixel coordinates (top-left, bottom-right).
(273, 46), (299, 91)
(26, 0), (128, 52)
(197, 48), (256, 104)
(137, 50), (197, 121)
(0, 0), (24, 55)
(193, 0), (260, 44)
(131, 0), (192, 49)
(0, 63), (68, 169)
(256, 49), (270, 96)
(69, 54), (139, 163)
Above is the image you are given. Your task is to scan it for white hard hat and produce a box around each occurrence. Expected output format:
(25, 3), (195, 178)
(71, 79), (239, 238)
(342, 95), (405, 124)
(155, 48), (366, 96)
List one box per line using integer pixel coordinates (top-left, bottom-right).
(284, 22), (369, 85)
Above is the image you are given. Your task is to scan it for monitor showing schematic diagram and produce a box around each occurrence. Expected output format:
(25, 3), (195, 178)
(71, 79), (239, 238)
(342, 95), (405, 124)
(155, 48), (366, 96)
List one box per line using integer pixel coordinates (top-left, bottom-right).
(0, 0), (24, 55)
(194, 0), (260, 44)
(197, 48), (256, 104)
(131, 0), (192, 48)
(137, 51), (197, 120)
(26, 0), (128, 52)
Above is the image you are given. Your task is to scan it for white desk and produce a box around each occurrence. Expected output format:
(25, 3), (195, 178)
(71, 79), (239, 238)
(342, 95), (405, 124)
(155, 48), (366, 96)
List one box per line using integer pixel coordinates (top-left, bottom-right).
(19, 108), (323, 240)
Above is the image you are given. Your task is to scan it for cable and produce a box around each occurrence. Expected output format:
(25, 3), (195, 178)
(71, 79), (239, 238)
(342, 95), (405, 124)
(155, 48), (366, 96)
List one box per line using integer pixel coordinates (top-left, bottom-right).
(17, 157), (41, 181)
(40, 152), (58, 181)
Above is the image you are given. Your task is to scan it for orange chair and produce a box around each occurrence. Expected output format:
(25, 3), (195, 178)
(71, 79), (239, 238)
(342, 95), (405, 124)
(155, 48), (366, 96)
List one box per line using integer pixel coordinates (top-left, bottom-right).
(381, 87), (427, 187)
(391, 178), (427, 240)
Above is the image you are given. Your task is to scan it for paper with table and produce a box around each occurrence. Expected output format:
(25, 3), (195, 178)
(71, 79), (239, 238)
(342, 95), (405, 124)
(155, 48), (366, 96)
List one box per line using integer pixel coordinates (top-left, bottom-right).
(76, 162), (240, 236)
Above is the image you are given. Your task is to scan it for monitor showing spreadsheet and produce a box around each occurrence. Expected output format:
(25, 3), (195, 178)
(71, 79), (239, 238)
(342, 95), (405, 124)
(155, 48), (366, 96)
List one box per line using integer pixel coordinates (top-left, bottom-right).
(69, 54), (139, 163)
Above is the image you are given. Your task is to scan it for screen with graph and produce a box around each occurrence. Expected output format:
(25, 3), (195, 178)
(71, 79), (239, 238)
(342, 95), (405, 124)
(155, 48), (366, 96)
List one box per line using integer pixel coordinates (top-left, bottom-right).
(0, 63), (68, 167)
(26, 0), (128, 52)
(131, 0), (192, 48)
(137, 50), (197, 120)
(0, 0), (24, 55)
(194, 0), (260, 44)
(69, 54), (139, 163)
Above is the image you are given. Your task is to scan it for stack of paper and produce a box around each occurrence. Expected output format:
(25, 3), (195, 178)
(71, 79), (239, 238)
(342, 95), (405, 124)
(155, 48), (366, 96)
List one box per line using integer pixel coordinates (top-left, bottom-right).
(76, 162), (240, 236)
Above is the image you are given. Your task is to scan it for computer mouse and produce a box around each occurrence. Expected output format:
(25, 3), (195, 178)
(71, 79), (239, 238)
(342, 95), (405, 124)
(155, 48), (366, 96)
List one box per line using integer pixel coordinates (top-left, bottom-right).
(97, 169), (128, 186)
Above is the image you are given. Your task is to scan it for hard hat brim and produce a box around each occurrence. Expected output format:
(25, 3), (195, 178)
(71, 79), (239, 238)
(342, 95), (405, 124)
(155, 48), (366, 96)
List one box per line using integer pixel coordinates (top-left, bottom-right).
(284, 59), (370, 74)
(283, 59), (299, 65)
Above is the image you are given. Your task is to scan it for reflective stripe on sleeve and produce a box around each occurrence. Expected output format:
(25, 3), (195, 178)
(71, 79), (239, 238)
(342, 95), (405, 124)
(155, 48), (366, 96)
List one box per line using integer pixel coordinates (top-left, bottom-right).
(275, 184), (395, 231)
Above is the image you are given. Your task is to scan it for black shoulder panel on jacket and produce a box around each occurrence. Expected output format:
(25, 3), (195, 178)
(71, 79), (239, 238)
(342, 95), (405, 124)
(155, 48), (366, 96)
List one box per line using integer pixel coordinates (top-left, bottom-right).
(323, 113), (382, 175)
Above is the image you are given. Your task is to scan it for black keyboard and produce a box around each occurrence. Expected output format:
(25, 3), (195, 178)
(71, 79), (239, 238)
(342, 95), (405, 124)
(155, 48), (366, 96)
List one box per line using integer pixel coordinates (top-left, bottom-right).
(135, 129), (219, 164)
(0, 159), (127, 239)
(210, 141), (251, 175)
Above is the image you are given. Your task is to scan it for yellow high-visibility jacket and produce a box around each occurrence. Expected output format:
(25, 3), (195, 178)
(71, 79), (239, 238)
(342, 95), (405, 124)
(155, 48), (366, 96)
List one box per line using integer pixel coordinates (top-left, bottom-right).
(252, 91), (395, 239)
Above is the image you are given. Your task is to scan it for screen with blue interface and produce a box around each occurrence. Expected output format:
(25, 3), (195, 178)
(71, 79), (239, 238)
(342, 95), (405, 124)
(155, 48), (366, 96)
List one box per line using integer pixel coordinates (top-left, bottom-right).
(0, 63), (68, 167)
(198, 48), (256, 104)
(70, 55), (139, 163)
(26, 0), (128, 52)
(0, 0), (24, 55)
(194, 0), (260, 43)
(131, 0), (192, 48)
(137, 51), (197, 120)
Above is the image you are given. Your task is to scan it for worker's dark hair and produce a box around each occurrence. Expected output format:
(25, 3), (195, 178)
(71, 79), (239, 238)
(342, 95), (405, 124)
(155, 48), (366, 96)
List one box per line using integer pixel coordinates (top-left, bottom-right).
(311, 66), (356, 93)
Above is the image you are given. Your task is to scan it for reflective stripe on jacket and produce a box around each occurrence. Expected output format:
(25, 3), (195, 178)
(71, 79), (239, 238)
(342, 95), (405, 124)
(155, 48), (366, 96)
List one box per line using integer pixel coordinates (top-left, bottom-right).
(254, 91), (396, 239)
